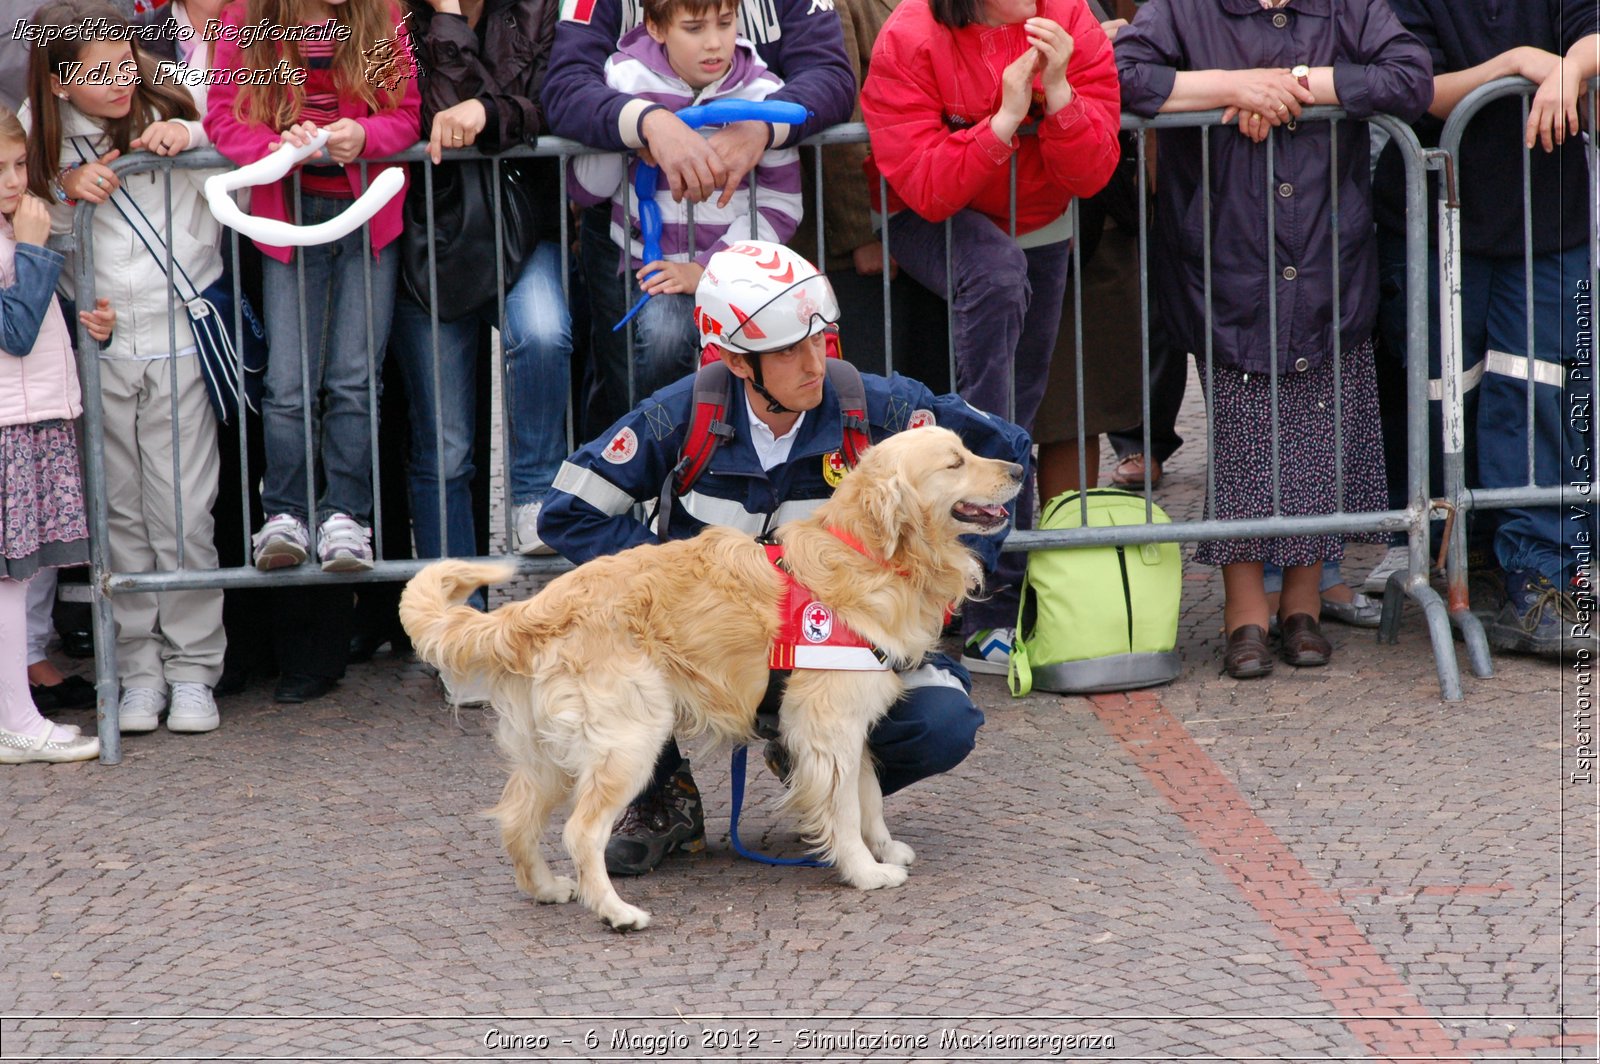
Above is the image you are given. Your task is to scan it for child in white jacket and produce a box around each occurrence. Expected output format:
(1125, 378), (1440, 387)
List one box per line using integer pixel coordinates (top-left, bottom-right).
(22, 0), (226, 735)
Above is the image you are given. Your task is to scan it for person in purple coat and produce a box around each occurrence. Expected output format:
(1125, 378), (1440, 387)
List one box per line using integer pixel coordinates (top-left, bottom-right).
(1114, 0), (1432, 679)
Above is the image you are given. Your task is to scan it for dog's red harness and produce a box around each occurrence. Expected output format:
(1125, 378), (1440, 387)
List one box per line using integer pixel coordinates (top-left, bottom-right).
(764, 542), (891, 672)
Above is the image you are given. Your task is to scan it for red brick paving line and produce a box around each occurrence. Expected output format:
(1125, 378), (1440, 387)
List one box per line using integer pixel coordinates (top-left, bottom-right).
(1086, 689), (1588, 1063)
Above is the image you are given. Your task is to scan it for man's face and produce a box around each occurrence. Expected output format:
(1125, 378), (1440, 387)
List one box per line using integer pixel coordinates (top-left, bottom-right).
(724, 331), (828, 412)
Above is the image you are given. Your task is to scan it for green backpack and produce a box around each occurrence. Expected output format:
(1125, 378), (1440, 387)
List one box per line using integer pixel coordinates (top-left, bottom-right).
(1008, 488), (1183, 696)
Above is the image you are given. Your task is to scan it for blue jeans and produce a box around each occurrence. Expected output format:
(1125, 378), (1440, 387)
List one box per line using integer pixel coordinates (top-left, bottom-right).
(885, 208), (1071, 635)
(580, 205), (700, 428)
(391, 242), (573, 561)
(260, 194), (397, 525)
(1377, 230), (1595, 582)
(1262, 560), (1342, 595)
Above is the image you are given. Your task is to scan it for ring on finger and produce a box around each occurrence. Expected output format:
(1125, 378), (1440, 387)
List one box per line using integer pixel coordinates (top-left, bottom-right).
(94, 175), (106, 187)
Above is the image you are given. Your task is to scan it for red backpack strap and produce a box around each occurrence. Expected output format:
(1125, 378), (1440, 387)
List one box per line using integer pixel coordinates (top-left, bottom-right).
(660, 360), (738, 536)
(823, 356), (871, 468)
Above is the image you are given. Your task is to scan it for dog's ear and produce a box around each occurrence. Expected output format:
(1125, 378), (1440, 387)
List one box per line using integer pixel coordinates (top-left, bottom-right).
(861, 468), (921, 560)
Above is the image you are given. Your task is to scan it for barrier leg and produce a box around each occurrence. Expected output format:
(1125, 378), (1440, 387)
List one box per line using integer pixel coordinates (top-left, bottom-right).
(1396, 572), (1465, 703)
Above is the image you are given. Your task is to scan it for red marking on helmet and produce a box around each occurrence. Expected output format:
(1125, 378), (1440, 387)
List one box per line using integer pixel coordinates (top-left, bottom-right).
(772, 263), (795, 284)
(731, 305), (767, 340)
(729, 244), (763, 258)
(694, 306), (723, 337)
(755, 251), (782, 271)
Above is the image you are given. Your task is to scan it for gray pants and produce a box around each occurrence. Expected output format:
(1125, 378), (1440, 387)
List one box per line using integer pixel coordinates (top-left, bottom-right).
(99, 356), (225, 690)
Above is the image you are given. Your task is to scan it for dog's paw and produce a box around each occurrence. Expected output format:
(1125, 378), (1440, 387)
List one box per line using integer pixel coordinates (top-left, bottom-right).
(875, 840), (915, 868)
(598, 900), (652, 932)
(533, 876), (578, 904)
(840, 861), (909, 891)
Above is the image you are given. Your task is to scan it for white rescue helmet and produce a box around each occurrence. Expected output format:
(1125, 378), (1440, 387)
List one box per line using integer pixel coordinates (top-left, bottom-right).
(694, 241), (840, 356)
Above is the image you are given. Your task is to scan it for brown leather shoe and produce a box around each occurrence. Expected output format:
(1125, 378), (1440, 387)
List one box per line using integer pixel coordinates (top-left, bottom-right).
(1111, 453), (1163, 490)
(1223, 624), (1273, 678)
(1279, 613), (1332, 667)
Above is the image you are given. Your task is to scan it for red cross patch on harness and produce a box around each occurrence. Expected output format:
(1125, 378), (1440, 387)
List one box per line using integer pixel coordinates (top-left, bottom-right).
(766, 545), (889, 671)
(801, 602), (833, 642)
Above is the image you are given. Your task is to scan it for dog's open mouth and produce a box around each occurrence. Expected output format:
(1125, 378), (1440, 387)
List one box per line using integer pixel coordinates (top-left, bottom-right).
(952, 501), (1010, 531)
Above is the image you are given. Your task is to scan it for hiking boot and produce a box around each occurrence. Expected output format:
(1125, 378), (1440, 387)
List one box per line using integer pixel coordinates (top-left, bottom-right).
(604, 767), (705, 877)
(1487, 570), (1598, 661)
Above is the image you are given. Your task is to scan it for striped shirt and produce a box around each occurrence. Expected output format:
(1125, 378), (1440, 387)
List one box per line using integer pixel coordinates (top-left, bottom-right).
(298, 26), (354, 199)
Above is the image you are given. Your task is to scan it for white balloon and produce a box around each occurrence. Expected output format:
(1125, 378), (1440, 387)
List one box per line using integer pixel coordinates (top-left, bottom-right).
(204, 130), (405, 247)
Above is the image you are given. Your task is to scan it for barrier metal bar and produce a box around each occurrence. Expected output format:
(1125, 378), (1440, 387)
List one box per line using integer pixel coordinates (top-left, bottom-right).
(1436, 75), (1600, 672)
(72, 113), (1463, 767)
(1371, 118), (1469, 700)
(1105, 108), (1460, 698)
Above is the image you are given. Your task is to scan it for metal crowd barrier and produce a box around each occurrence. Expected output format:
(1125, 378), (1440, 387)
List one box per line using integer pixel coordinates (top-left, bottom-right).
(68, 110), (1463, 763)
(1435, 76), (1600, 677)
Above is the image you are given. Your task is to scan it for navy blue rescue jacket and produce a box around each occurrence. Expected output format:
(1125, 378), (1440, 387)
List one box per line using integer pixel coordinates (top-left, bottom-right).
(539, 369), (1032, 570)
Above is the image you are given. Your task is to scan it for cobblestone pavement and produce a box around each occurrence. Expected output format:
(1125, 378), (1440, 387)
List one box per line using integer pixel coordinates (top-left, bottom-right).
(3, 369), (1595, 1062)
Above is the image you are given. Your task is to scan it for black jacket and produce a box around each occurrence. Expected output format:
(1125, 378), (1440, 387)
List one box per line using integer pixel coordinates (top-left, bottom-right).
(405, 0), (561, 149)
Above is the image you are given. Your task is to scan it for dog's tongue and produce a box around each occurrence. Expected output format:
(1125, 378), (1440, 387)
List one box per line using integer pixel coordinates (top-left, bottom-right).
(957, 502), (1009, 520)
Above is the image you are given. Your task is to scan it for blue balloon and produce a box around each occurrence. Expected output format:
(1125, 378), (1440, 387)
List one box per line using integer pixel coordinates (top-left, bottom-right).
(612, 99), (812, 332)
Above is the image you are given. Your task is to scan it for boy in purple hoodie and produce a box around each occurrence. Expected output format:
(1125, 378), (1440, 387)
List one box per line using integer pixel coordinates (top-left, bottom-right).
(571, 0), (802, 399)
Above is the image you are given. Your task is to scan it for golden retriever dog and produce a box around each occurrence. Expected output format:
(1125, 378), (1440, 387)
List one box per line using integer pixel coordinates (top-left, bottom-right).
(400, 426), (1022, 931)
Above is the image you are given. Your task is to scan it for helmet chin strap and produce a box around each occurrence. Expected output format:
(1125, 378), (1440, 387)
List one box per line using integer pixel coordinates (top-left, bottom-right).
(746, 352), (795, 414)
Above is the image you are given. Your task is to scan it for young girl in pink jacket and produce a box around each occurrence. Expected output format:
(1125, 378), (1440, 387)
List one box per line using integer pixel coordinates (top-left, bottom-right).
(204, 0), (420, 575)
(0, 104), (113, 763)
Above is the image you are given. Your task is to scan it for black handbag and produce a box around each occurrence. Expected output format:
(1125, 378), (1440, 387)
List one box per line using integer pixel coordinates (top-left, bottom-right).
(399, 157), (543, 322)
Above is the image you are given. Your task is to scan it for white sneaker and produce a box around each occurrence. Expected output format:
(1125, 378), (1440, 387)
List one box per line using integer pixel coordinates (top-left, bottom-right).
(118, 687), (166, 733)
(317, 513), (374, 572)
(512, 501), (556, 556)
(960, 627), (1015, 676)
(1361, 545), (1411, 594)
(167, 682), (219, 733)
(253, 514), (309, 571)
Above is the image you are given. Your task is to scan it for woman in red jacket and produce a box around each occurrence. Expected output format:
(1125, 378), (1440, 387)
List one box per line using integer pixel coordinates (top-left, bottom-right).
(861, 0), (1120, 674)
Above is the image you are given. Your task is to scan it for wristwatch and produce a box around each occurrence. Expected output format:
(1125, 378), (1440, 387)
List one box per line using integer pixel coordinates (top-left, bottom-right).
(1292, 64), (1311, 91)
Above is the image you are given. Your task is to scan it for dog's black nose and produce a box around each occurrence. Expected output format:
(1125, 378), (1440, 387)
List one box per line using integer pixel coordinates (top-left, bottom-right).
(1006, 462), (1024, 482)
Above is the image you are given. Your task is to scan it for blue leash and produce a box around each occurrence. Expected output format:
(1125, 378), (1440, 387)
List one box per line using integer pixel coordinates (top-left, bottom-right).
(727, 745), (829, 868)
(612, 99), (812, 333)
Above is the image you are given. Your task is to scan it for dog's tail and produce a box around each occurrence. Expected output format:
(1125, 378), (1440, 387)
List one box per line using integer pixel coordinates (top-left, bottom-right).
(400, 560), (523, 678)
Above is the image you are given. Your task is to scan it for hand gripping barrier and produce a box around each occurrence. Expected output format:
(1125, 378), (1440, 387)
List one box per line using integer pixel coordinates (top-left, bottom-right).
(204, 130), (406, 246)
(612, 99), (811, 331)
